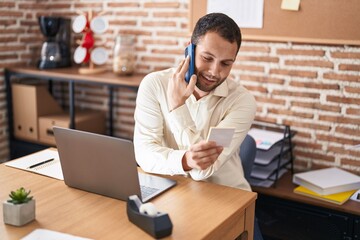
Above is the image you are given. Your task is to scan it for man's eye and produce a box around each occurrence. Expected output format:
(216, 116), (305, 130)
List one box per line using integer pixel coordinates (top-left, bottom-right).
(202, 56), (212, 62)
(222, 62), (232, 67)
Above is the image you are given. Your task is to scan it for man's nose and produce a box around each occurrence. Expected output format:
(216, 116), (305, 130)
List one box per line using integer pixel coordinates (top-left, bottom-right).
(209, 62), (220, 78)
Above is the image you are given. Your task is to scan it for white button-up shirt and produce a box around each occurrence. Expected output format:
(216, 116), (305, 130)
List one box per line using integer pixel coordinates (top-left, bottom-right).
(134, 68), (256, 191)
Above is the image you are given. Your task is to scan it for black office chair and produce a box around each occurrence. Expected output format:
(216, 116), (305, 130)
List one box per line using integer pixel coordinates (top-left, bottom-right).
(239, 134), (264, 240)
(240, 134), (257, 180)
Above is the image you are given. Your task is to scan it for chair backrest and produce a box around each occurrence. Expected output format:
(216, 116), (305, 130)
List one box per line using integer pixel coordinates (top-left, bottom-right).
(240, 135), (265, 240)
(239, 134), (257, 180)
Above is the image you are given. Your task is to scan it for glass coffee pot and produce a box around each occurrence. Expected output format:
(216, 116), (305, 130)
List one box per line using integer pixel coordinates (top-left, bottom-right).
(38, 16), (71, 69)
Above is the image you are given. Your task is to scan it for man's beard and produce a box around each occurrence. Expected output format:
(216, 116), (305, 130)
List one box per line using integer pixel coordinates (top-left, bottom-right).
(195, 72), (226, 92)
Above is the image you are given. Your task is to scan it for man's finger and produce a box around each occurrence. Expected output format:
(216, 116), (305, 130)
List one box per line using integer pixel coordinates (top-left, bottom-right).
(176, 58), (186, 73)
(179, 56), (190, 75)
(186, 74), (197, 93)
(190, 141), (218, 152)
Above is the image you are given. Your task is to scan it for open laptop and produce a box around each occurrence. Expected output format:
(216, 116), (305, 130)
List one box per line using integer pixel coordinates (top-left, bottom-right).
(53, 126), (176, 202)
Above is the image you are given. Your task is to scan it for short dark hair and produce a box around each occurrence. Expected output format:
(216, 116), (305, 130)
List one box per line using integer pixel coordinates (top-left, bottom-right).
(191, 13), (242, 53)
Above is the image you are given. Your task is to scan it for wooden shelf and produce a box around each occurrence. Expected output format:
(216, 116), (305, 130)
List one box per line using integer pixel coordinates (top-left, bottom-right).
(6, 67), (145, 87)
(5, 67), (145, 159)
(253, 171), (360, 216)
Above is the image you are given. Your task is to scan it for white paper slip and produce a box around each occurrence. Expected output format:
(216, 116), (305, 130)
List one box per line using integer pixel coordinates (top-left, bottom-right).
(5, 148), (64, 180)
(21, 228), (93, 240)
(206, 127), (235, 147)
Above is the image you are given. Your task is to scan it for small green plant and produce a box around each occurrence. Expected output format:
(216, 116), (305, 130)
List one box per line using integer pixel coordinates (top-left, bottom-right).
(7, 187), (33, 204)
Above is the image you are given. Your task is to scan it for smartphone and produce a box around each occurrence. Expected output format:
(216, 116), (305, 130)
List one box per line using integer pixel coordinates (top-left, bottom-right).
(184, 43), (196, 83)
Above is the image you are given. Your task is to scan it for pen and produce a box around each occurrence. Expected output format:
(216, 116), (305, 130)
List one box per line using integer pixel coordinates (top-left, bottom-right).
(28, 158), (54, 169)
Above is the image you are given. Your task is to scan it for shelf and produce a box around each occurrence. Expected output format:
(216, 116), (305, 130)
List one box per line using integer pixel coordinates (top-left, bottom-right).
(255, 144), (290, 165)
(5, 67), (144, 160)
(251, 156), (291, 180)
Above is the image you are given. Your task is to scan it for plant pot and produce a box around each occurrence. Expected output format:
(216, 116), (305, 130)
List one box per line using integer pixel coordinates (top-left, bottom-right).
(3, 199), (35, 226)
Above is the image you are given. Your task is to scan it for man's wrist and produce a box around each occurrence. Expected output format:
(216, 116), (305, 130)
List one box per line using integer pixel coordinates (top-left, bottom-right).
(181, 152), (192, 171)
(168, 100), (185, 112)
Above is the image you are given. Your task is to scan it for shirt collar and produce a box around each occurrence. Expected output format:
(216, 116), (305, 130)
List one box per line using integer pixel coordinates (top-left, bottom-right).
(212, 79), (229, 97)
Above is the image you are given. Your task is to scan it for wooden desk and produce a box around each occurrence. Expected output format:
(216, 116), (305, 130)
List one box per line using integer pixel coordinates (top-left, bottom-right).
(0, 164), (257, 240)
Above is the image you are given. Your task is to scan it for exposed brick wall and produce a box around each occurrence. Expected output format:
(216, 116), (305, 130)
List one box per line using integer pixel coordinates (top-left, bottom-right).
(0, 1), (359, 174)
(235, 42), (360, 174)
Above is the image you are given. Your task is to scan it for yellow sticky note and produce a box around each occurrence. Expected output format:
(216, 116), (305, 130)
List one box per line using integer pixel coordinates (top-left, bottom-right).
(281, 0), (300, 11)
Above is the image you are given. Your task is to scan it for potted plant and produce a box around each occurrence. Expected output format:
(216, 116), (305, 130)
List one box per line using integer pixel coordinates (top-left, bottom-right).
(3, 187), (35, 226)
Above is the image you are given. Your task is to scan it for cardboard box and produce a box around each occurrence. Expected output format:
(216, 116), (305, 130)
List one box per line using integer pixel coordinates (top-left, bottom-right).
(38, 110), (106, 145)
(12, 83), (63, 141)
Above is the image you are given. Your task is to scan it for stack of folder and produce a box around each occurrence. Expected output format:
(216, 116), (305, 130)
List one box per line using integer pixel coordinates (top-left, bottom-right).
(292, 167), (360, 205)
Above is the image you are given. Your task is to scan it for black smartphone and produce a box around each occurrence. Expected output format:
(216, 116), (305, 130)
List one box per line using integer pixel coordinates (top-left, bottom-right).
(184, 43), (195, 83)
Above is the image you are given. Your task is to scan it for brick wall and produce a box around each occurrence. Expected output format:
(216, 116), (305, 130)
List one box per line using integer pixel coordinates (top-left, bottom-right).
(0, 1), (359, 174)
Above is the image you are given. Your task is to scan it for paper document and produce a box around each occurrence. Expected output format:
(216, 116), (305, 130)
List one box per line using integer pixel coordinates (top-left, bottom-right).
(248, 128), (286, 150)
(207, 0), (264, 28)
(207, 127), (235, 147)
(5, 148), (63, 180)
(21, 228), (92, 240)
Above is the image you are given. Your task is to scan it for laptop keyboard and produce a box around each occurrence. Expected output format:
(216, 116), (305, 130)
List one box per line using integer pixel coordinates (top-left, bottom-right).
(140, 185), (159, 199)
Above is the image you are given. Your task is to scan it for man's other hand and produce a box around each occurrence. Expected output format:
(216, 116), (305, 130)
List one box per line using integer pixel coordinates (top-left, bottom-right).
(182, 140), (223, 171)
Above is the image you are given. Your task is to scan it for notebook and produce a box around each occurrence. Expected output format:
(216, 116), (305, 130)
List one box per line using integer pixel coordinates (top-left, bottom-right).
(53, 126), (176, 202)
(5, 148), (63, 180)
(293, 167), (360, 195)
(294, 186), (356, 205)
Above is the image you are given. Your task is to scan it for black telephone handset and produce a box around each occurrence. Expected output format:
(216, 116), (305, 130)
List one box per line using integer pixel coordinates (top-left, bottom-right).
(184, 43), (196, 83)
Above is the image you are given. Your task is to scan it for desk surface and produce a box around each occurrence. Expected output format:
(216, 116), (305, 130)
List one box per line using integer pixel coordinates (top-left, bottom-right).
(6, 67), (145, 87)
(0, 164), (256, 240)
(253, 172), (360, 216)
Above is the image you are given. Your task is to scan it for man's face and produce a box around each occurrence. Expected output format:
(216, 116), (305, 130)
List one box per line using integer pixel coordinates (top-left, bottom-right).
(194, 31), (238, 93)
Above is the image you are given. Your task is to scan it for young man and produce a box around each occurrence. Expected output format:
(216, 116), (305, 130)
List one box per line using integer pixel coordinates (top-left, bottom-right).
(134, 13), (256, 191)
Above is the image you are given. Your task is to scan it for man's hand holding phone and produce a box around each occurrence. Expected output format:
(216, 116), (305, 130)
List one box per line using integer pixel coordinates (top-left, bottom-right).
(167, 44), (197, 111)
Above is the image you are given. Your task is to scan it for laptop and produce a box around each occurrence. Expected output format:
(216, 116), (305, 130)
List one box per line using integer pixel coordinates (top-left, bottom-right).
(53, 126), (176, 202)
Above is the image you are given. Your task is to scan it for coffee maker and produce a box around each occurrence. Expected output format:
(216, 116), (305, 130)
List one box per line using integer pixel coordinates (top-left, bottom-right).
(38, 16), (71, 69)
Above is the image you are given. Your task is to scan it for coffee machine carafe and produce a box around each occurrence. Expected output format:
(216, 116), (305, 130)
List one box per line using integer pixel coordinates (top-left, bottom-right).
(38, 16), (71, 69)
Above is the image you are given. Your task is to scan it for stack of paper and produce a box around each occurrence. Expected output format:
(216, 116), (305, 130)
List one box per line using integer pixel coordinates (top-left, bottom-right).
(293, 167), (360, 204)
(248, 128), (287, 150)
